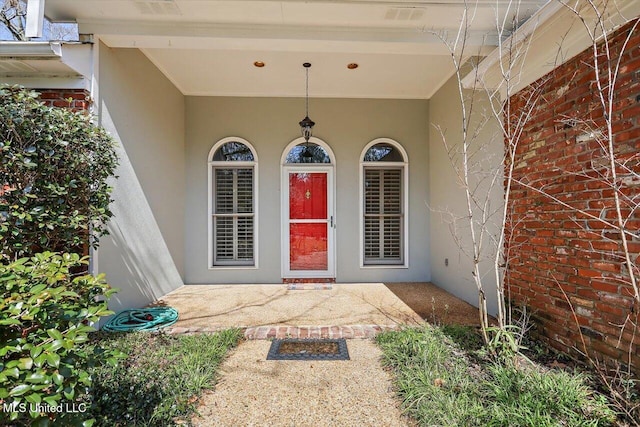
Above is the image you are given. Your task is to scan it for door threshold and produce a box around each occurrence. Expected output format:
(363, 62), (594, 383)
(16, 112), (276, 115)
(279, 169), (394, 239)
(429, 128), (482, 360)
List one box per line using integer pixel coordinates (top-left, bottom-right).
(283, 278), (336, 284)
(286, 283), (333, 290)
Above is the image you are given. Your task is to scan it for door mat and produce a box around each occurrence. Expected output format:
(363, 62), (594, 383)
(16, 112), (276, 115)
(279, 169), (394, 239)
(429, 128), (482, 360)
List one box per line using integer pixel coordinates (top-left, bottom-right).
(267, 338), (350, 360)
(286, 283), (333, 290)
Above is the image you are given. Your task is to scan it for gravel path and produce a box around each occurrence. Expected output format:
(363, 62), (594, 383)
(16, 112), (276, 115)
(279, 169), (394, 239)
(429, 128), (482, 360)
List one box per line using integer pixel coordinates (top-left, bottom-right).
(193, 339), (414, 427)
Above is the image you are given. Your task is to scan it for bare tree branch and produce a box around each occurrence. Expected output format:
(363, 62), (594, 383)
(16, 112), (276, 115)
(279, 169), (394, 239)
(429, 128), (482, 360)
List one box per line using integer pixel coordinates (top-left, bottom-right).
(0, 0), (27, 41)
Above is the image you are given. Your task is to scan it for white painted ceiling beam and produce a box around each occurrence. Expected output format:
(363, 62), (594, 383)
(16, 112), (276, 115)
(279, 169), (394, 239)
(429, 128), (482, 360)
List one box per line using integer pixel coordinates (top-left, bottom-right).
(97, 34), (495, 56)
(80, 19), (499, 49)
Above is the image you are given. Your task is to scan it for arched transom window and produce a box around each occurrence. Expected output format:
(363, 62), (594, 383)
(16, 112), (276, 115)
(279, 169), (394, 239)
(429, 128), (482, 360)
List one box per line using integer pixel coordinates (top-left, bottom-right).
(208, 137), (258, 267)
(284, 142), (332, 164)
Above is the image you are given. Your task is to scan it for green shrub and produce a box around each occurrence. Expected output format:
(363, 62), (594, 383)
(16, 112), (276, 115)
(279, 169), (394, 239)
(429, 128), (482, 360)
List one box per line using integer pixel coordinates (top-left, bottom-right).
(0, 252), (121, 426)
(0, 85), (118, 261)
(88, 329), (243, 426)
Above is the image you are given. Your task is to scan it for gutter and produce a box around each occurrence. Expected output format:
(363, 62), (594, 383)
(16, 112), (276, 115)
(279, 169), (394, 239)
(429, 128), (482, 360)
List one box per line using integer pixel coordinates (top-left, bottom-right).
(0, 41), (92, 91)
(0, 41), (62, 58)
(461, 0), (563, 88)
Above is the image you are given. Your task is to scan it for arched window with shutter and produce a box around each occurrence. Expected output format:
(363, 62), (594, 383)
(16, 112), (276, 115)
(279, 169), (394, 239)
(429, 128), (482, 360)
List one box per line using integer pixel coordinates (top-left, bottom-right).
(208, 137), (258, 268)
(360, 138), (408, 267)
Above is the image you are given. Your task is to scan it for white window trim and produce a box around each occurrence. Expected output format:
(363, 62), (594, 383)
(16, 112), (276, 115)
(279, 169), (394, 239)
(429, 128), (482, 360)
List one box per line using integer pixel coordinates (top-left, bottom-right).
(280, 137), (337, 279)
(208, 137), (259, 270)
(359, 138), (409, 269)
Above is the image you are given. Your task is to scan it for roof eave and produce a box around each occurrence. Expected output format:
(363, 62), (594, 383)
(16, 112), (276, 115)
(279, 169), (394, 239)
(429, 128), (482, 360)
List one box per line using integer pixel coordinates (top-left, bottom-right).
(460, 0), (561, 90)
(463, 0), (640, 94)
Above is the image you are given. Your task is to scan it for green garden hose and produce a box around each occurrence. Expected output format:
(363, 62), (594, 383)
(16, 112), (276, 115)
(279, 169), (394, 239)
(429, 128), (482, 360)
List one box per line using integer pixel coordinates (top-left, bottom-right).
(102, 307), (179, 332)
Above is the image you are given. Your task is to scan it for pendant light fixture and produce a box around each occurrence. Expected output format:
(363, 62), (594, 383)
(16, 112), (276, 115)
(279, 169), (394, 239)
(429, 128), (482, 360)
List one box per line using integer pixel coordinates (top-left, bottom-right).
(299, 62), (315, 144)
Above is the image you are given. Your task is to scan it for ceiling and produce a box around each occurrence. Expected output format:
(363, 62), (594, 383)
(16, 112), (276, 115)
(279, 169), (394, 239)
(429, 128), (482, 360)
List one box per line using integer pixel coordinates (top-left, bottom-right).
(43, 0), (548, 99)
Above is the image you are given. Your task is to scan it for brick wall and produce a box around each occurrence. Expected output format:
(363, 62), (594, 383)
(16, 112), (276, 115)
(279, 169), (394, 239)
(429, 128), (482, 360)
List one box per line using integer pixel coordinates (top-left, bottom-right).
(37, 89), (91, 112)
(507, 19), (640, 369)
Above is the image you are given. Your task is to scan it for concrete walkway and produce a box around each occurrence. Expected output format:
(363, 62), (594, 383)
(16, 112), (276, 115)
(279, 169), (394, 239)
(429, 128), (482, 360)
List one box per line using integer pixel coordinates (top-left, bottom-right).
(156, 282), (481, 426)
(193, 340), (415, 426)
(159, 283), (428, 337)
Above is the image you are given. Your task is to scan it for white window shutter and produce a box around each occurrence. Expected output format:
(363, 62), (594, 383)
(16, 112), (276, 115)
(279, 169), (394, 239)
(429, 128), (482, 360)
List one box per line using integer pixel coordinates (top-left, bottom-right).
(213, 167), (254, 265)
(363, 168), (403, 264)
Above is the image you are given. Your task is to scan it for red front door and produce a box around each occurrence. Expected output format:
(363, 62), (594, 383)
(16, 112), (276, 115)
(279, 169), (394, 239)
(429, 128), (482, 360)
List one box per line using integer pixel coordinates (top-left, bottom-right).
(288, 172), (329, 271)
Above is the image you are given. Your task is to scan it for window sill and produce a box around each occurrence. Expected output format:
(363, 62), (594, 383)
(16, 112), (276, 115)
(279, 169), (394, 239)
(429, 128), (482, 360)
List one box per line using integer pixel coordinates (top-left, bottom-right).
(360, 264), (409, 269)
(208, 266), (259, 271)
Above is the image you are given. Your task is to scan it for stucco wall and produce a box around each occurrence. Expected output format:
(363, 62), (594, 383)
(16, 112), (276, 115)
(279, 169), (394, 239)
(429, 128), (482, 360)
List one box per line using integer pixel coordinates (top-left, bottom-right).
(184, 97), (430, 284)
(429, 74), (504, 316)
(96, 43), (185, 310)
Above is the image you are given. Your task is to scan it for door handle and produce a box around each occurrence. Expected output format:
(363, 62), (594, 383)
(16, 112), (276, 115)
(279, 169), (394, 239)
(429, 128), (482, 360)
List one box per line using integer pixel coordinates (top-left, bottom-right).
(330, 216), (334, 228)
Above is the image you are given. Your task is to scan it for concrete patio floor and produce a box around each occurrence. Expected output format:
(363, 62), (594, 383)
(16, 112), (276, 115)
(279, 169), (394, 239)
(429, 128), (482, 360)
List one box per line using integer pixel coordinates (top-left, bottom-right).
(157, 282), (483, 335)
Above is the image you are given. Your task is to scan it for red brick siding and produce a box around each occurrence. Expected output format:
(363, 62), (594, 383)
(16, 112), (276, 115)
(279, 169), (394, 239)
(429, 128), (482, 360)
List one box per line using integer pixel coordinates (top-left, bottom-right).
(507, 19), (640, 369)
(37, 89), (91, 112)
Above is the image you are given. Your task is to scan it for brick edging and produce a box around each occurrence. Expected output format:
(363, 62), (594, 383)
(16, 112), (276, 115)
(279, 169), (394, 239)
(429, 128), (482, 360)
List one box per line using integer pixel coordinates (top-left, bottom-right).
(167, 324), (399, 339)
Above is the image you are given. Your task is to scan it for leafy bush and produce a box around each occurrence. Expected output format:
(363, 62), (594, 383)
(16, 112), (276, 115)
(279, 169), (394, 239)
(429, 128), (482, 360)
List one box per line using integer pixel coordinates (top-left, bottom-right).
(88, 329), (242, 426)
(0, 85), (118, 261)
(0, 252), (121, 426)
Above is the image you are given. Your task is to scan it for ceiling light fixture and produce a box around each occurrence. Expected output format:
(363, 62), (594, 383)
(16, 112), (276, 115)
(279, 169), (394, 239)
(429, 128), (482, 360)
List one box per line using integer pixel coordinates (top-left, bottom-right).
(253, 61), (265, 67)
(347, 63), (359, 69)
(299, 62), (315, 144)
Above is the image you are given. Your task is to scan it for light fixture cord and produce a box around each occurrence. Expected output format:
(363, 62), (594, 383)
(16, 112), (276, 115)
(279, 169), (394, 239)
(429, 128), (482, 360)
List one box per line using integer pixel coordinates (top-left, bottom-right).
(305, 66), (309, 117)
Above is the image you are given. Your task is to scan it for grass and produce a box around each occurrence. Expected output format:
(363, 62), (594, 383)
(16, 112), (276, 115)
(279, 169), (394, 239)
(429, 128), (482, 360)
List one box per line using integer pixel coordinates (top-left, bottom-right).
(376, 325), (616, 427)
(87, 329), (243, 427)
